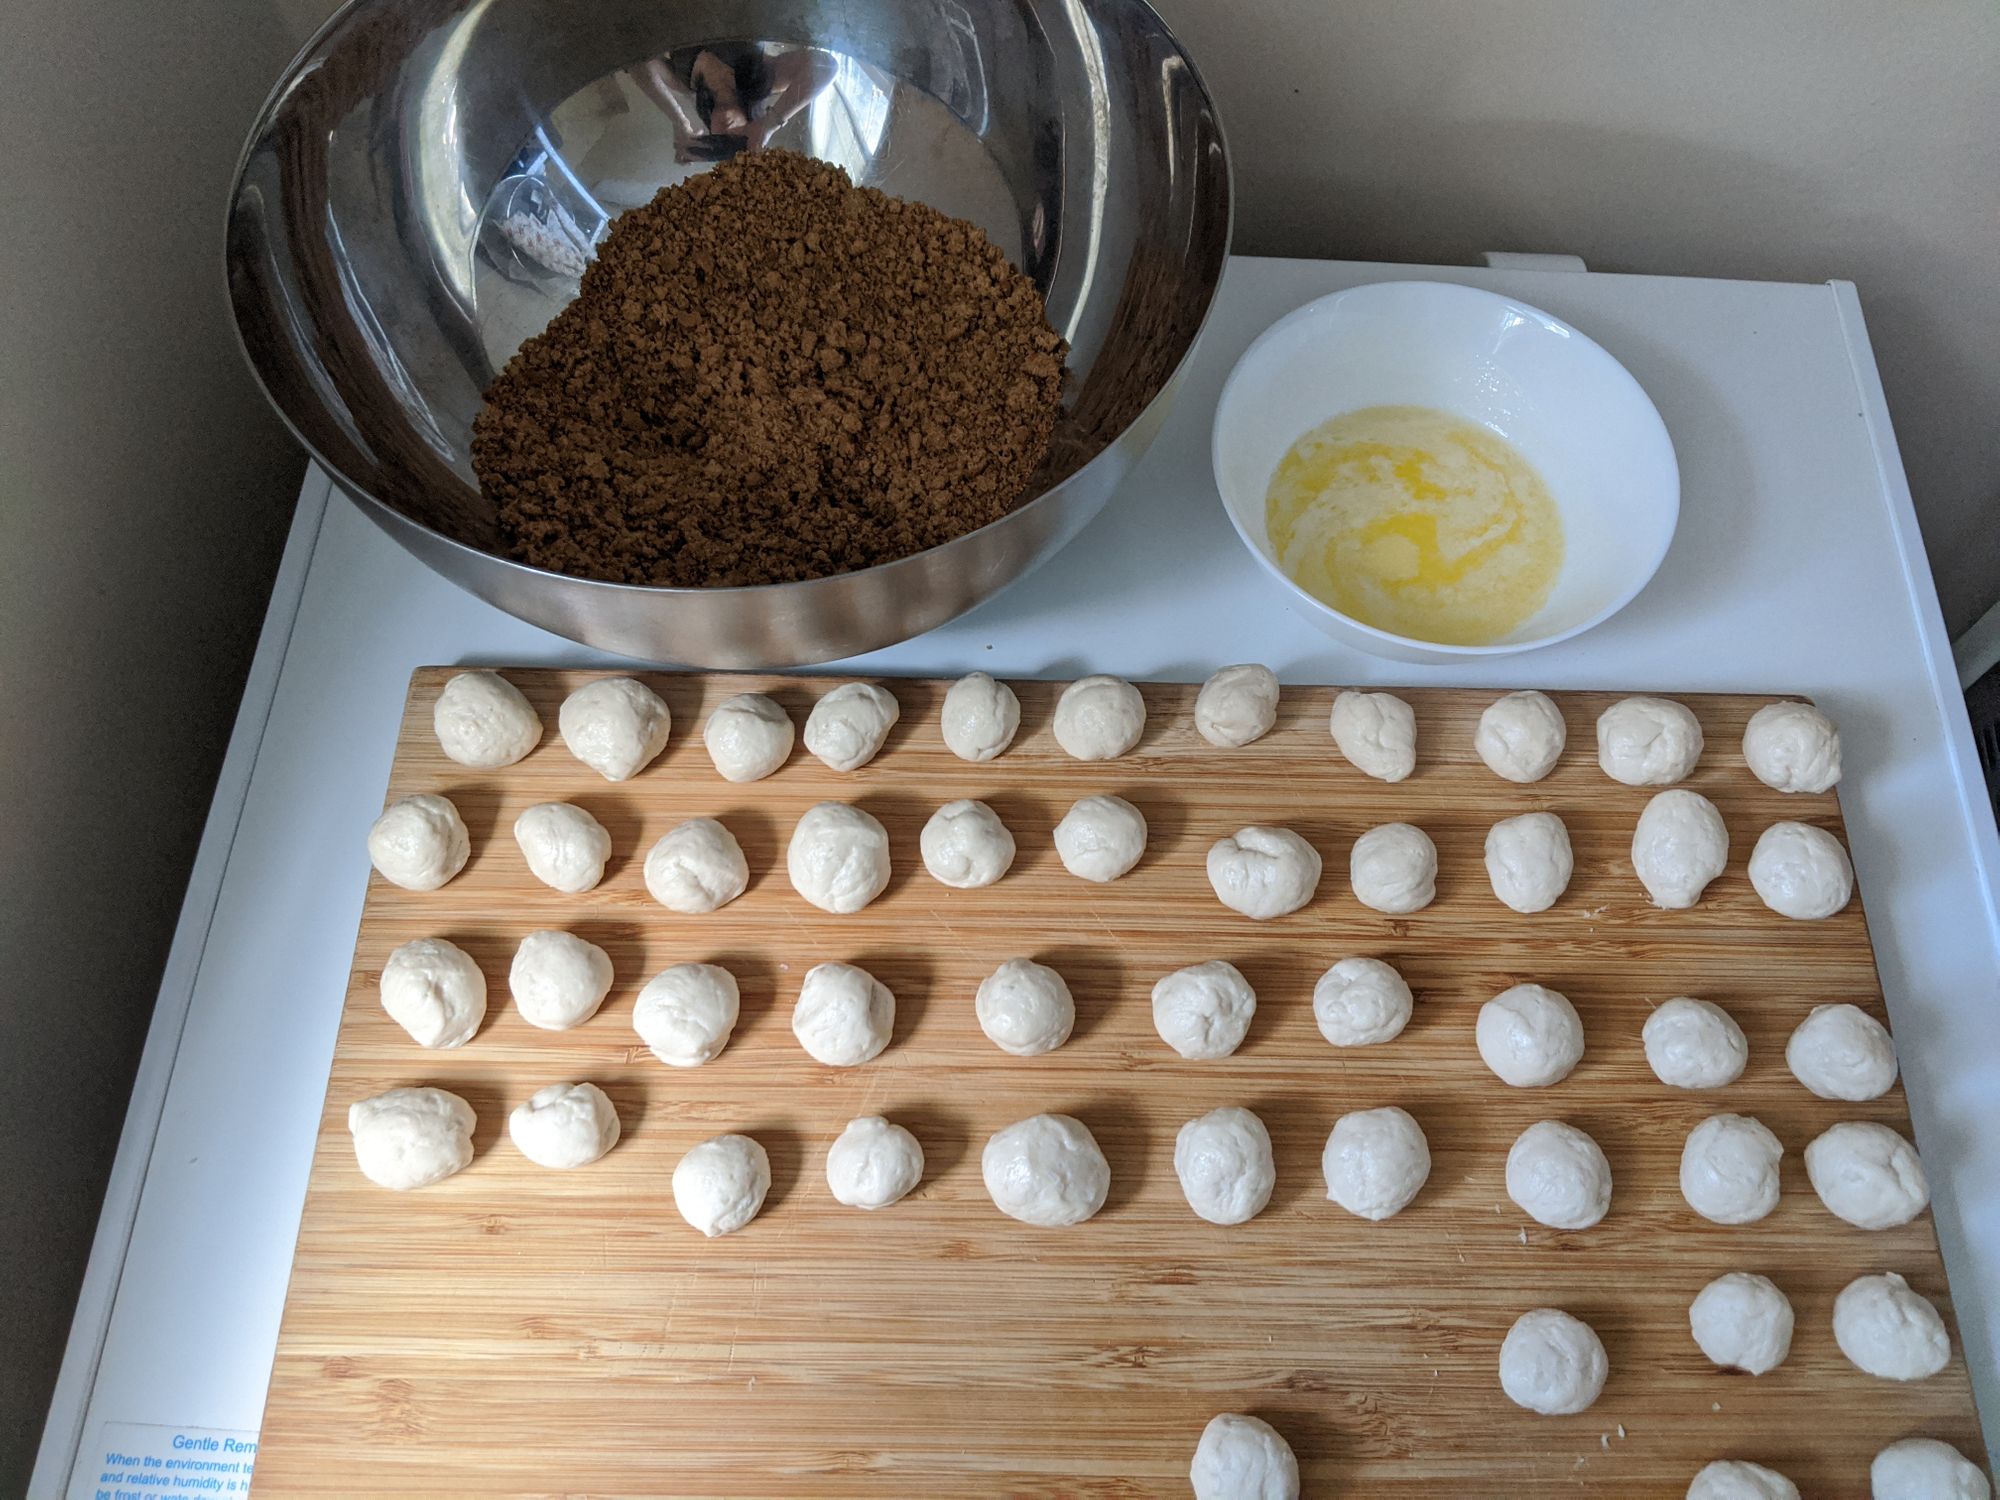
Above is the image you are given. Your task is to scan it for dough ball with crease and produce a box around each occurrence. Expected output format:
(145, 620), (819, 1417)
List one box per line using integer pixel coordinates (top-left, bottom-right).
(981, 1114), (1109, 1226)
(1643, 997), (1748, 1089)
(1174, 1106), (1275, 1225)
(791, 961), (895, 1067)
(513, 802), (612, 893)
(1787, 1003), (1897, 1100)
(1806, 1121), (1929, 1229)
(1632, 789), (1729, 909)
(1749, 821), (1853, 919)
(920, 799), (1016, 888)
(1688, 1461), (1800, 1500)
(1190, 1413), (1299, 1500)
(1322, 1106), (1430, 1220)
(508, 929), (613, 1030)
(939, 672), (1020, 762)
(631, 962), (740, 1067)
(1476, 983), (1583, 1087)
(1598, 695), (1703, 785)
(1476, 690), (1566, 782)
(1194, 664), (1279, 748)
(1742, 700), (1841, 794)
(703, 693), (794, 782)
(1485, 811), (1573, 913)
(825, 1115), (925, 1209)
(976, 957), (1074, 1056)
(1834, 1272), (1950, 1380)
(1054, 794), (1147, 882)
(644, 817), (749, 913)
(1313, 956), (1413, 1047)
(558, 676), (669, 781)
(787, 802), (891, 914)
(367, 793), (469, 891)
(1499, 1308), (1607, 1414)
(433, 670), (542, 768)
(1506, 1120), (1611, 1230)
(1349, 822), (1437, 914)
(380, 936), (486, 1048)
(804, 682), (900, 771)
(1689, 1272), (1793, 1375)
(1053, 675), (1145, 760)
(1151, 961), (1255, 1060)
(1207, 826), (1321, 918)
(672, 1133), (770, 1236)
(349, 1086), (475, 1190)
(1680, 1112), (1783, 1224)
(1872, 1439), (1990, 1500)
(508, 1081), (620, 1168)
(1330, 689), (1416, 781)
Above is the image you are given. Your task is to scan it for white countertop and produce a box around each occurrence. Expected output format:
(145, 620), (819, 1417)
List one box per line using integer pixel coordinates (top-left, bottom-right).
(34, 255), (2000, 1494)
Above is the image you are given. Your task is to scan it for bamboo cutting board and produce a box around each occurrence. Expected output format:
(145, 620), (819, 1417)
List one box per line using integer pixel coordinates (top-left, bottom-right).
(254, 669), (1985, 1497)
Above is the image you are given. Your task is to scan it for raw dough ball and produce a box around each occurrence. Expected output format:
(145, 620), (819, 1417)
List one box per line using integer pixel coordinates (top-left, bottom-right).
(786, 801), (891, 914)
(976, 957), (1075, 1056)
(1689, 1272), (1794, 1374)
(1174, 1106), (1276, 1225)
(703, 693), (794, 782)
(1054, 794), (1148, 882)
(1151, 961), (1256, 1060)
(1834, 1273), (1951, 1380)
(631, 963), (741, 1067)
(1313, 956), (1413, 1047)
(1787, 1003), (1898, 1101)
(672, 1133), (770, 1237)
(1189, 1412), (1300, 1500)
(1348, 822), (1438, 914)
(981, 1114), (1110, 1226)
(643, 817), (749, 913)
(367, 793), (469, 891)
(1485, 812), (1574, 913)
(804, 681), (901, 771)
(939, 672), (1020, 762)
(1598, 695), (1703, 785)
(791, 961), (895, 1067)
(349, 1086), (475, 1190)
(1632, 789), (1730, 909)
(1330, 689), (1417, 781)
(1680, 1113), (1784, 1224)
(1506, 1120), (1612, 1230)
(920, 799), (1016, 889)
(1743, 701), (1842, 794)
(1476, 690), (1567, 783)
(1476, 984), (1585, 1087)
(433, 670), (542, 768)
(1194, 664), (1280, 748)
(1053, 675), (1146, 761)
(1873, 1439), (1991, 1500)
(513, 801), (612, 893)
(380, 936), (486, 1048)
(558, 676), (669, 781)
(1643, 997), (1749, 1089)
(1322, 1106), (1431, 1220)
(1749, 821), (1853, 919)
(1207, 826), (1322, 919)
(508, 929), (613, 1030)
(508, 1081), (620, 1169)
(1806, 1121), (1929, 1229)
(1688, 1461), (1801, 1500)
(825, 1116), (925, 1209)
(1499, 1308), (1608, 1415)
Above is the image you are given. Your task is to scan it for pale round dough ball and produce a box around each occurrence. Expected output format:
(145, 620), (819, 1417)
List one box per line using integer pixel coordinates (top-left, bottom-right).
(508, 929), (613, 1030)
(981, 1114), (1110, 1226)
(1499, 1308), (1607, 1415)
(1749, 821), (1853, 919)
(1476, 984), (1584, 1087)
(1330, 689), (1417, 781)
(1054, 794), (1148, 882)
(1834, 1273), (1951, 1380)
(380, 936), (486, 1048)
(1598, 695), (1703, 785)
(703, 693), (794, 782)
(643, 817), (749, 914)
(1151, 961), (1256, 1060)
(1787, 1003), (1898, 1101)
(1680, 1113), (1784, 1224)
(672, 1133), (770, 1237)
(513, 801), (612, 893)
(1743, 701), (1842, 794)
(1643, 997), (1749, 1089)
(825, 1116), (925, 1210)
(920, 799), (1016, 889)
(631, 962), (740, 1067)
(1207, 826), (1322, 919)
(1194, 664), (1280, 749)
(1688, 1460), (1800, 1500)
(433, 670), (542, 769)
(939, 672), (1020, 762)
(348, 1086), (475, 1190)
(1476, 690), (1567, 783)
(791, 961), (895, 1067)
(1322, 1105), (1431, 1220)
(804, 682), (900, 771)
(1349, 822), (1437, 914)
(1873, 1439), (1991, 1500)
(976, 957), (1075, 1057)
(1189, 1413), (1299, 1500)
(1313, 956), (1413, 1047)
(786, 801), (891, 914)
(558, 676), (669, 781)
(1485, 812), (1574, 913)
(1506, 1120), (1612, 1230)
(1053, 675), (1146, 761)
(367, 793), (469, 891)
(1632, 789), (1730, 909)
(508, 1081), (620, 1169)
(1688, 1272), (1794, 1374)
(1806, 1121), (1929, 1229)
(1174, 1107), (1276, 1226)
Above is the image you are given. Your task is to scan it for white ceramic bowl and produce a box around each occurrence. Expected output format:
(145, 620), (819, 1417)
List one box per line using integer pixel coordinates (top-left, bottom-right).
(1211, 280), (1679, 663)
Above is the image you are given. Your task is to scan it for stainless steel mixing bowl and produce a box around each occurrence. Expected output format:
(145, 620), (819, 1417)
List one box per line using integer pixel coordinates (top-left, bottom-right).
(226, 0), (1229, 666)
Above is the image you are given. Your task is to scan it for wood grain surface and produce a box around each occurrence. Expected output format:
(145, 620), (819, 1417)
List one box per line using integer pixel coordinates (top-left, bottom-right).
(254, 669), (1986, 1497)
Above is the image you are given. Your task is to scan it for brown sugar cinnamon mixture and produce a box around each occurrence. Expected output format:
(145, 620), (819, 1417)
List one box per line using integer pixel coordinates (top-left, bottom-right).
(471, 151), (1067, 588)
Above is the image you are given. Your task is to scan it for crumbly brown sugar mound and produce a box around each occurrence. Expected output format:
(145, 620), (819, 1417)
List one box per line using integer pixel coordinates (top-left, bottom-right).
(471, 151), (1067, 588)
